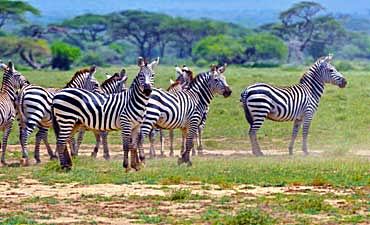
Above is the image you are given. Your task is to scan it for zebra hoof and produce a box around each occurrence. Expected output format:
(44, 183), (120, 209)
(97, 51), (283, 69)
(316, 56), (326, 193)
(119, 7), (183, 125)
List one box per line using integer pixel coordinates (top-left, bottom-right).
(186, 161), (192, 167)
(61, 165), (71, 172)
(169, 152), (174, 157)
(1, 160), (7, 166)
(177, 157), (184, 165)
(103, 154), (110, 160)
(20, 158), (29, 167)
(35, 159), (41, 164)
(91, 152), (97, 158)
(123, 160), (129, 169)
(50, 155), (58, 160)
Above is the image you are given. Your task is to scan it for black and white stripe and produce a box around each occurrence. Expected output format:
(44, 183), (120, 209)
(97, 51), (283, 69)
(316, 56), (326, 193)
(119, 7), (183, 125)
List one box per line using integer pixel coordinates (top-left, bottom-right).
(140, 64), (232, 166)
(0, 61), (29, 164)
(240, 55), (347, 156)
(52, 57), (159, 170)
(75, 69), (128, 159)
(17, 66), (100, 164)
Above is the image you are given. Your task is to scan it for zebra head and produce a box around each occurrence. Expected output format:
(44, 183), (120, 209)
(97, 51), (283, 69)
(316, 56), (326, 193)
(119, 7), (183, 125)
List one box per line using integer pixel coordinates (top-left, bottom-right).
(82, 65), (101, 91)
(104, 68), (128, 92)
(0, 61), (29, 90)
(137, 57), (159, 96)
(208, 63), (232, 97)
(318, 55), (347, 88)
(175, 65), (193, 84)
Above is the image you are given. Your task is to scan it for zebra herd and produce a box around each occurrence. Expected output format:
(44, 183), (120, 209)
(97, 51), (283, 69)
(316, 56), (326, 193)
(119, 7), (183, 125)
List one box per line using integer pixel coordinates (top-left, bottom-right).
(0, 54), (347, 171)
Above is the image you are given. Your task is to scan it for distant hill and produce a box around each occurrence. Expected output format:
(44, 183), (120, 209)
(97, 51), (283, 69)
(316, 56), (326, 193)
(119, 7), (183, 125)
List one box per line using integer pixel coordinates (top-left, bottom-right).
(26, 0), (370, 28)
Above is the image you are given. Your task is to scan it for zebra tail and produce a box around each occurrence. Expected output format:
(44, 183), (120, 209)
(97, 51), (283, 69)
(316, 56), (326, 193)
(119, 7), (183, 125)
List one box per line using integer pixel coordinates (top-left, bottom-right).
(51, 105), (60, 139)
(240, 90), (253, 125)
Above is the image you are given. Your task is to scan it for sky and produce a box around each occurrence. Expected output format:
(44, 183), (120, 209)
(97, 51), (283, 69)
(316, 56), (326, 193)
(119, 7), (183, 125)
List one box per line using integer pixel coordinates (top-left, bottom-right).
(25, 0), (370, 26)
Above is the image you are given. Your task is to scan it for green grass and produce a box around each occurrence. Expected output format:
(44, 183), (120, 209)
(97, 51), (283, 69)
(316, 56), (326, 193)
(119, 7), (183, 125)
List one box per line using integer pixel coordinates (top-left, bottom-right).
(22, 155), (368, 187)
(7, 65), (369, 154)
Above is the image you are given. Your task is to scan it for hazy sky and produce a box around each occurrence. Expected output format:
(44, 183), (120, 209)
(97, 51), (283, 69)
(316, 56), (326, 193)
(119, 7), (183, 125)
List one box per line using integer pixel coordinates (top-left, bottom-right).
(26, 0), (369, 14)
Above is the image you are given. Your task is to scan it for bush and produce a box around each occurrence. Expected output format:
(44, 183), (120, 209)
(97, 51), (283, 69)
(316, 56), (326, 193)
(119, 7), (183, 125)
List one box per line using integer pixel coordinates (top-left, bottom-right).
(243, 33), (287, 63)
(80, 52), (106, 67)
(192, 35), (244, 64)
(51, 41), (81, 70)
(334, 61), (355, 71)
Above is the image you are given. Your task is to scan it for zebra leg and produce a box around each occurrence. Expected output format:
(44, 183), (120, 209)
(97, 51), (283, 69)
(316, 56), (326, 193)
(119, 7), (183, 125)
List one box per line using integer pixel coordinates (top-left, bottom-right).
(301, 117), (312, 155)
(192, 132), (197, 156)
(178, 127), (195, 167)
(34, 128), (45, 163)
(20, 124), (37, 166)
(159, 129), (164, 156)
(149, 129), (157, 158)
(249, 127), (264, 156)
(39, 127), (57, 160)
(137, 130), (145, 164)
(1, 122), (12, 165)
(91, 131), (101, 158)
(181, 128), (187, 155)
(169, 129), (174, 157)
(101, 131), (110, 160)
(76, 127), (86, 155)
(288, 119), (303, 155)
(121, 117), (131, 171)
(197, 128), (204, 155)
(130, 127), (141, 171)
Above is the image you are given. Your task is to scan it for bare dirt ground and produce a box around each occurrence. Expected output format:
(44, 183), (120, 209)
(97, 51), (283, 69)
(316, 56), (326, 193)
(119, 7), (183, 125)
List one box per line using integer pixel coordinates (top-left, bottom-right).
(0, 144), (369, 224)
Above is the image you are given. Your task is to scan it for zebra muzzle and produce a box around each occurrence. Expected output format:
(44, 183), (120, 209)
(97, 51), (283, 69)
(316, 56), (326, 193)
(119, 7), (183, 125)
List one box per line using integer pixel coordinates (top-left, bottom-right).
(143, 85), (152, 96)
(223, 88), (232, 97)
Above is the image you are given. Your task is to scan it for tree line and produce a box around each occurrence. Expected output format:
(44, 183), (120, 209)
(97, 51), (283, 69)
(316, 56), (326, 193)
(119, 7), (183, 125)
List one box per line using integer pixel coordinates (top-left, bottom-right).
(0, 0), (370, 70)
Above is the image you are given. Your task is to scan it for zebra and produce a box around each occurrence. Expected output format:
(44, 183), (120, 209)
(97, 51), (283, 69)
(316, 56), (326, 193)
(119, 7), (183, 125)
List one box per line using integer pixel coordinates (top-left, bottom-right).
(139, 64), (232, 166)
(149, 65), (208, 157)
(0, 61), (30, 165)
(148, 65), (194, 157)
(52, 57), (159, 170)
(17, 66), (101, 165)
(240, 55), (347, 156)
(74, 69), (128, 159)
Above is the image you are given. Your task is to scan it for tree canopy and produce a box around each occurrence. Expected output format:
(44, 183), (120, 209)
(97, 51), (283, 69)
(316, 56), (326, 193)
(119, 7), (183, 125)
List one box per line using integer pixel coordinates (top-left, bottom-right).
(0, 0), (40, 28)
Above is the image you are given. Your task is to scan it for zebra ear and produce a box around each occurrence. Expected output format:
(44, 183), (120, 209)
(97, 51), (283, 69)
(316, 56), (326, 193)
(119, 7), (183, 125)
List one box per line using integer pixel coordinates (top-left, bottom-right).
(175, 65), (182, 76)
(119, 69), (128, 82)
(210, 64), (217, 73)
(89, 65), (97, 75)
(137, 57), (145, 67)
(0, 61), (8, 71)
(149, 57), (160, 69)
(218, 63), (227, 74)
(105, 74), (112, 79)
(8, 61), (15, 73)
(169, 79), (175, 84)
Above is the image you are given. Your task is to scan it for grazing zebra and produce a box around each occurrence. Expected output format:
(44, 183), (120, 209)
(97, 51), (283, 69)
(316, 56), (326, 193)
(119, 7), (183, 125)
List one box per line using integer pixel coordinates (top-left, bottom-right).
(74, 69), (128, 159)
(17, 66), (101, 165)
(0, 61), (29, 165)
(139, 64), (232, 166)
(52, 57), (159, 170)
(240, 55), (347, 156)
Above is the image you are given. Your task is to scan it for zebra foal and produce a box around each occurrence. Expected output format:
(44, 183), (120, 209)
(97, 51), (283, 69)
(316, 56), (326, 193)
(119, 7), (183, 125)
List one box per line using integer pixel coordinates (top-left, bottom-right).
(240, 55), (347, 156)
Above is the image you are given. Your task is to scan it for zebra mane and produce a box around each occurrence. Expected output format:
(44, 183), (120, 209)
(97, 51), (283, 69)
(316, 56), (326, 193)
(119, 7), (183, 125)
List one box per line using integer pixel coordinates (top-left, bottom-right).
(101, 73), (120, 87)
(64, 68), (92, 88)
(299, 60), (322, 84)
(188, 71), (211, 89)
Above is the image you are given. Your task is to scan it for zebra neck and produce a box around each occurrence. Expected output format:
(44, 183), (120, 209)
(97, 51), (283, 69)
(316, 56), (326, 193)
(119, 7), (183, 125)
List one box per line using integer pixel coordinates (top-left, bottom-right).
(189, 76), (213, 106)
(300, 72), (325, 100)
(127, 78), (149, 105)
(1, 84), (16, 102)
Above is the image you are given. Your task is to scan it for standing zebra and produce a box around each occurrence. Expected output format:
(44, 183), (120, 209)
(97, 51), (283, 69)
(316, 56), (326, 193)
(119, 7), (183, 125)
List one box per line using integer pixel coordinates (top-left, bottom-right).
(139, 64), (232, 166)
(74, 69), (128, 159)
(148, 65), (195, 157)
(52, 57), (159, 170)
(17, 66), (101, 165)
(240, 55), (347, 156)
(0, 61), (29, 165)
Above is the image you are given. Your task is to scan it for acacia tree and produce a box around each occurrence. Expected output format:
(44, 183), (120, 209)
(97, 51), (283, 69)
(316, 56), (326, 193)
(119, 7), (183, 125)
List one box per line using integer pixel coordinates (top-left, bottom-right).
(61, 14), (108, 43)
(0, 36), (51, 69)
(109, 10), (170, 58)
(0, 0), (40, 29)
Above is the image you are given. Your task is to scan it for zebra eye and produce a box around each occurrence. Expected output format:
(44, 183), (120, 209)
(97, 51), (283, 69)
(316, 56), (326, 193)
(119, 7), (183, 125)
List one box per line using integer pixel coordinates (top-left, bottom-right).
(329, 69), (334, 72)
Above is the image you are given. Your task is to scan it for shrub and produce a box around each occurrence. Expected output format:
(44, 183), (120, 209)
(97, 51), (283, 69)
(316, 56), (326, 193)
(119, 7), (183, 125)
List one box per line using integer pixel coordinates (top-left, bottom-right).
(51, 41), (81, 70)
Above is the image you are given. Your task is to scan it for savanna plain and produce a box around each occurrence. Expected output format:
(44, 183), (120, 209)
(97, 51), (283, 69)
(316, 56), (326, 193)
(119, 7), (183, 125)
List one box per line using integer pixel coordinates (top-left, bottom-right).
(0, 65), (369, 224)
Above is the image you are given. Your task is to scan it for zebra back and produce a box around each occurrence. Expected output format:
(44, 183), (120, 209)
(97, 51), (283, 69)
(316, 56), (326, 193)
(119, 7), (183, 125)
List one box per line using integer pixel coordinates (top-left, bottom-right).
(65, 65), (101, 92)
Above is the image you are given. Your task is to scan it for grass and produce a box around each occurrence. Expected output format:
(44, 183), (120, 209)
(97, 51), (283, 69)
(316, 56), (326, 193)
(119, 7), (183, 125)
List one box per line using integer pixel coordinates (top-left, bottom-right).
(5, 155), (360, 187)
(4, 65), (368, 154)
